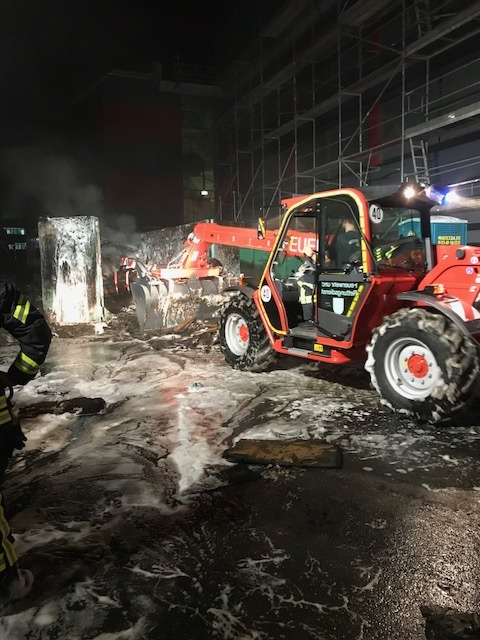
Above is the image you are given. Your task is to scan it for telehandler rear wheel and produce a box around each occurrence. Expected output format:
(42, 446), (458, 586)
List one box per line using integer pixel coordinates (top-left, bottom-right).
(220, 293), (277, 372)
(365, 307), (479, 422)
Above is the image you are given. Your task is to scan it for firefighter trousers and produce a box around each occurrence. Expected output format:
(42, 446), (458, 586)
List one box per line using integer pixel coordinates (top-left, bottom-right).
(0, 391), (20, 591)
(0, 491), (17, 581)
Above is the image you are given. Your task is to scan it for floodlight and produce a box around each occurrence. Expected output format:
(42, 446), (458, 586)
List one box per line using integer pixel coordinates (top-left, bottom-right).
(403, 185), (416, 199)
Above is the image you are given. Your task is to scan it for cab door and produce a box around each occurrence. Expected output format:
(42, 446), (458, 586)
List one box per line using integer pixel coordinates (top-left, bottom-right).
(312, 194), (371, 341)
(258, 191), (373, 343)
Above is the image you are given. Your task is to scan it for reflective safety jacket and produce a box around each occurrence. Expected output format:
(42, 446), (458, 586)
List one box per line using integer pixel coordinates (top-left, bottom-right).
(374, 245), (398, 262)
(0, 283), (52, 388)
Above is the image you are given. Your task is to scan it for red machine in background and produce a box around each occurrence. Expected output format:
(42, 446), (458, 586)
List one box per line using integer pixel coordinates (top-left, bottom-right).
(116, 218), (317, 332)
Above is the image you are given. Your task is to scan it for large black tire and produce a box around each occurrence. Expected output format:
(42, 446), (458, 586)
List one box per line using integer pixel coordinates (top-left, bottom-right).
(365, 308), (479, 422)
(207, 257), (224, 273)
(219, 293), (277, 372)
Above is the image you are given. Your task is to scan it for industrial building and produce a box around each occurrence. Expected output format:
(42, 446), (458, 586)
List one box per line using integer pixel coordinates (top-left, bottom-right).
(214, 0), (480, 226)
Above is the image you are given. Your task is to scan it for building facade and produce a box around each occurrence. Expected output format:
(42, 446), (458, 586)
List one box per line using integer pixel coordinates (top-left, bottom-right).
(214, 0), (480, 223)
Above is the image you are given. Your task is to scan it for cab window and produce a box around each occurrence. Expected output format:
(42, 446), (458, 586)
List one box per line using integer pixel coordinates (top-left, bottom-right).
(370, 206), (426, 271)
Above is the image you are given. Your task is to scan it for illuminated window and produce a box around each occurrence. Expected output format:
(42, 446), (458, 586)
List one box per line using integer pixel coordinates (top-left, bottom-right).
(4, 227), (26, 235)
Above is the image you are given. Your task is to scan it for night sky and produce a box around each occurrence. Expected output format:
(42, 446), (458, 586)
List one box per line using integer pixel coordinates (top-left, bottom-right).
(0, 0), (286, 226)
(0, 0), (281, 134)
(0, 0), (284, 225)
(0, 1), (233, 131)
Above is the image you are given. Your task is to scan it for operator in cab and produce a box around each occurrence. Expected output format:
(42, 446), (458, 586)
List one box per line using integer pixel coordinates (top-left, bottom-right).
(326, 218), (361, 267)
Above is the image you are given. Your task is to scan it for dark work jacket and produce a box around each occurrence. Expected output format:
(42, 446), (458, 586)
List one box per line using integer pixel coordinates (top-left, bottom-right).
(334, 230), (361, 266)
(0, 283), (52, 386)
(0, 283), (52, 481)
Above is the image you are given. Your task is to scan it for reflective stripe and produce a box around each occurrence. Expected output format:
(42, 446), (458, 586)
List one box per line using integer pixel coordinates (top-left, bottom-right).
(384, 245), (397, 259)
(0, 410), (12, 426)
(375, 245), (397, 261)
(0, 560), (7, 573)
(13, 295), (30, 324)
(0, 495), (17, 567)
(0, 395), (10, 426)
(346, 284), (365, 318)
(299, 281), (314, 305)
(13, 351), (41, 376)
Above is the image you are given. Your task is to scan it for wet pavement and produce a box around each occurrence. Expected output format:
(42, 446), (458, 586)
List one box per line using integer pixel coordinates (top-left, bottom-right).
(152, 463), (479, 640)
(0, 318), (479, 639)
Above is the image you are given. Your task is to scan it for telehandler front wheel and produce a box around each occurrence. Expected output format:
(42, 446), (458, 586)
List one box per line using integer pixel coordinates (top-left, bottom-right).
(219, 293), (277, 372)
(365, 308), (479, 423)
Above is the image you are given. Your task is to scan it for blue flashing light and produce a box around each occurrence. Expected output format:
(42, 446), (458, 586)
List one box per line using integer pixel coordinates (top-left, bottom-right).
(443, 190), (458, 205)
(425, 184), (457, 205)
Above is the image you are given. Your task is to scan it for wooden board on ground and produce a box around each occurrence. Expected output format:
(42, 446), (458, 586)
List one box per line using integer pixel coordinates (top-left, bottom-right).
(18, 397), (106, 419)
(224, 438), (343, 469)
(172, 316), (196, 334)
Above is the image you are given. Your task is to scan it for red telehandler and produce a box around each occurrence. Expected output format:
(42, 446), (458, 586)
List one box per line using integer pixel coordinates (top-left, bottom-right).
(120, 182), (480, 423)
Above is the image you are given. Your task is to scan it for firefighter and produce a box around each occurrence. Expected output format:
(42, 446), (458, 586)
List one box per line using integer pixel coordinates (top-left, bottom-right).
(0, 282), (52, 604)
(297, 245), (317, 324)
(327, 218), (361, 267)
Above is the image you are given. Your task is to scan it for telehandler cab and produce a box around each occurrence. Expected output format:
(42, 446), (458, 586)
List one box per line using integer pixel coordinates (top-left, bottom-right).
(219, 182), (480, 423)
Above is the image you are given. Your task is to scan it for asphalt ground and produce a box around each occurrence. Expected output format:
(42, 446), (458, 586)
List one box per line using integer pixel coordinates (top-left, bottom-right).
(0, 320), (478, 639)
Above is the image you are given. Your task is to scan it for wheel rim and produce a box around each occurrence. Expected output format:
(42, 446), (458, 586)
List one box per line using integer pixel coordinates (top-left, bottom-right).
(225, 312), (250, 356)
(384, 337), (441, 399)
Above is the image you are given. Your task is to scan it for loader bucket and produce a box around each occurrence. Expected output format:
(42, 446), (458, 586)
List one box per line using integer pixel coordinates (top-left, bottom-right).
(130, 277), (226, 332)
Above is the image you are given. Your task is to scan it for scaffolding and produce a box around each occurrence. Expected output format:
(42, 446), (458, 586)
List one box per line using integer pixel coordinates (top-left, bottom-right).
(215, 0), (480, 222)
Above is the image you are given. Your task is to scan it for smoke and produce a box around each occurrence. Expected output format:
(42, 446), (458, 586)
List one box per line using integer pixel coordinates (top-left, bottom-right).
(0, 144), (142, 270)
(100, 214), (144, 276)
(0, 144), (202, 283)
(1, 145), (103, 217)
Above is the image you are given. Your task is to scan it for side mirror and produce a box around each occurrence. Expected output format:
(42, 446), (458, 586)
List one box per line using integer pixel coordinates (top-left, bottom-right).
(257, 217), (266, 240)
